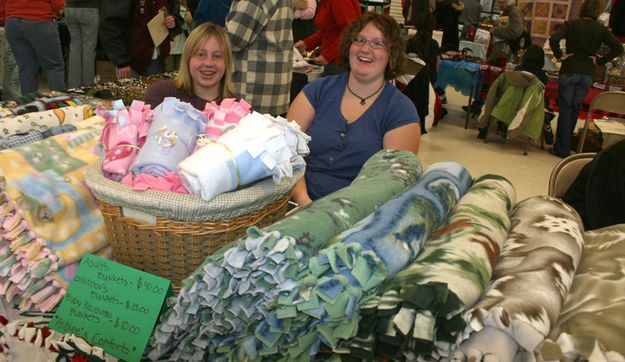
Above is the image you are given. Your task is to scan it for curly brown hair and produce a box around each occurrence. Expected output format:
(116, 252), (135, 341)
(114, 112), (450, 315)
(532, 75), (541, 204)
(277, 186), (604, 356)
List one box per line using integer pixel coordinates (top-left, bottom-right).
(338, 12), (407, 80)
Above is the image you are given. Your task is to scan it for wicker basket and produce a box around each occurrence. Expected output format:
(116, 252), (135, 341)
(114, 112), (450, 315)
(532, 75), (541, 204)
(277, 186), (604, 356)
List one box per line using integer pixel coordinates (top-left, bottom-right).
(85, 160), (300, 288)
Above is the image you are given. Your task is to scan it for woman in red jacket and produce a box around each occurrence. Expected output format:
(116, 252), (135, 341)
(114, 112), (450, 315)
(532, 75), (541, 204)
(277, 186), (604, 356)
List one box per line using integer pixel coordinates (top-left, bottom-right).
(294, 0), (361, 76)
(4, 0), (66, 94)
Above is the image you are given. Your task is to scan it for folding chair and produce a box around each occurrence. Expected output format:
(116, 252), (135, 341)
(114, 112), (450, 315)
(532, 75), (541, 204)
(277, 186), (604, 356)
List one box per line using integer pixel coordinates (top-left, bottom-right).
(577, 91), (625, 153)
(548, 152), (596, 198)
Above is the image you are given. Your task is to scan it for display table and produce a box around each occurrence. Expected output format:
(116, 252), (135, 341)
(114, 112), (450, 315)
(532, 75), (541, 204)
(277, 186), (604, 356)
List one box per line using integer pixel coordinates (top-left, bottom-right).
(436, 59), (481, 128)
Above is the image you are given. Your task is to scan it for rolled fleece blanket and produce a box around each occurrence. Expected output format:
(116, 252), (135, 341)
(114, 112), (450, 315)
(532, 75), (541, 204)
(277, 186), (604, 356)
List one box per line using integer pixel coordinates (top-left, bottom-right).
(452, 196), (584, 362)
(541, 223), (625, 361)
(339, 174), (515, 361)
(98, 100), (152, 180)
(244, 162), (471, 361)
(202, 97), (251, 140)
(149, 149), (423, 361)
(178, 112), (310, 201)
(131, 97), (206, 177)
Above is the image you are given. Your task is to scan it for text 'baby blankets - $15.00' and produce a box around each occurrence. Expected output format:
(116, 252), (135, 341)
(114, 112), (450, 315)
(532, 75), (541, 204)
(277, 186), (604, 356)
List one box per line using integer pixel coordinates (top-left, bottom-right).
(0, 127), (107, 312)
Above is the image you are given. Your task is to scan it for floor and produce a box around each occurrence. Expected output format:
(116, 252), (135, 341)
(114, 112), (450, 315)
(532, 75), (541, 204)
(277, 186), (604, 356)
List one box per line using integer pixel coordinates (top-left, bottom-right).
(418, 88), (562, 202)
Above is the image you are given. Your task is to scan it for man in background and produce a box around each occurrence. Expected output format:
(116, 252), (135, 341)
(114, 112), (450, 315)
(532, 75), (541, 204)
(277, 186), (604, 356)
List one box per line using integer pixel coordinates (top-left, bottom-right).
(4, 0), (66, 94)
(226, 0), (292, 115)
(459, 0), (482, 39)
(99, 0), (183, 79)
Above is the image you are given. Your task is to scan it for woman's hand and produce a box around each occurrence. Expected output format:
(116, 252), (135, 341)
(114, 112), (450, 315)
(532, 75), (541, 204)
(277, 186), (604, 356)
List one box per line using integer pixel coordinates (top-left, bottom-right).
(294, 40), (307, 54)
(165, 15), (176, 29)
(313, 54), (328, 65)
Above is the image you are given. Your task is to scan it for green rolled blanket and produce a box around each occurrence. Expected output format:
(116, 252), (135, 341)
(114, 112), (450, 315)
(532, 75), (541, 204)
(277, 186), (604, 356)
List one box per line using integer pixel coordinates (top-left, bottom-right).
(339, 175), (515, 360)
(149, 150), (423, 360)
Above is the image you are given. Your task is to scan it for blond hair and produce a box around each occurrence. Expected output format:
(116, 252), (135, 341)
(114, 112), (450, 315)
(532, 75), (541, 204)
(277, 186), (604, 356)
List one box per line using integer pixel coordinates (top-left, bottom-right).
(175, 22), (236, 101)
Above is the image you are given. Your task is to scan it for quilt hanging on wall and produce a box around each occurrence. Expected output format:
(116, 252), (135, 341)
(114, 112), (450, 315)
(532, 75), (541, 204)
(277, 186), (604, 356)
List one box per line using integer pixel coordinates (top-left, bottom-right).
(518, 0), (582, 41)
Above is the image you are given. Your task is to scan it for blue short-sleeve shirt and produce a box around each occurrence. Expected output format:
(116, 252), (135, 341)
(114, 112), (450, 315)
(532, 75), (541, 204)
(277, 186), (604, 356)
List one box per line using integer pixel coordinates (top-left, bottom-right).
(302, 72), (419, 199)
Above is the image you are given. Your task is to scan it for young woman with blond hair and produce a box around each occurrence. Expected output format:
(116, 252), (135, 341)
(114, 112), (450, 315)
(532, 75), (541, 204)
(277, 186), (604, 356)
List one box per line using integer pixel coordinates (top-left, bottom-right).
(143, 22), (236, 110)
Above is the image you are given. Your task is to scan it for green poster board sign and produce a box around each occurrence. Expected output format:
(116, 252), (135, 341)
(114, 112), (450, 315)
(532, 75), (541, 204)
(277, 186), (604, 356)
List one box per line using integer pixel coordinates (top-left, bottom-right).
(49, 254), (172, 362)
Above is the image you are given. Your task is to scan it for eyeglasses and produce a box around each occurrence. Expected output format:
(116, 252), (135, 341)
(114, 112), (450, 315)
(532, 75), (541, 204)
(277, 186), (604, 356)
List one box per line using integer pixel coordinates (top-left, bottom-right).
(352, 36), (386, 49)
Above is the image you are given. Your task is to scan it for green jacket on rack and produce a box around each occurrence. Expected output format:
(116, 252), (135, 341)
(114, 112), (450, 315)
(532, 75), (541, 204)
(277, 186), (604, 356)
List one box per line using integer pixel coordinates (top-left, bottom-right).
(478, 70), (545, 141)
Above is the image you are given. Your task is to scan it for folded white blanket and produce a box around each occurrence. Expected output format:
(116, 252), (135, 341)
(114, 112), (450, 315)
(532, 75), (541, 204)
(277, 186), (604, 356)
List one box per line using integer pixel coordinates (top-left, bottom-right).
(178, 112), (310, 201)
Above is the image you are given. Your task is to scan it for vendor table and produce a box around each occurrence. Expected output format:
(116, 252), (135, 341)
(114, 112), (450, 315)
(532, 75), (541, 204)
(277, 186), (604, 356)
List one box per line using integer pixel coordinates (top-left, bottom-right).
(436, 59), (481, 128)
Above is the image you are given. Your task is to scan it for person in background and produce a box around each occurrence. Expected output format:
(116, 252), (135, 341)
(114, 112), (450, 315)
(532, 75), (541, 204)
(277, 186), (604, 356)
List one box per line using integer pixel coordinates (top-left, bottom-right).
(142, 22), (236, 111)
(226, 0), (293, 115)
(4, 0), (66, 94)
(99, 0), (183, 79)
(511, 44), (555, 144)
(403, 0), (431, 27)
(193, 0), (231, 27)
(407, 12), (440, 85)
(294, 0), (361, 77)
(65, 0), (99, 88)
(463, 0), (523, 116)
(548, 0), (623, 158)
(514, 44), (547, 85)
(406, 12), (441, 124)
(294, 0), (316, 20)
(0, 0), (21, 100)
(459, 0), (482, 39)
(291, 0), (318, 104)
(563, 139), (625, 230)
(489, 0), (523, 61)
(288, 12), (421, 205)
(186, 0), (198, 15)
(435, 0), (464, 52)
(293, 0), (317, 41)
(167, 0), (193, 72)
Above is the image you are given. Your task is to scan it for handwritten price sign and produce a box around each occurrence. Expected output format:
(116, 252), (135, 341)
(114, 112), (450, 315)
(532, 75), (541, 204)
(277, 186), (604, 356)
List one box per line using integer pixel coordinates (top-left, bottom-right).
(49, 254), (172, 362)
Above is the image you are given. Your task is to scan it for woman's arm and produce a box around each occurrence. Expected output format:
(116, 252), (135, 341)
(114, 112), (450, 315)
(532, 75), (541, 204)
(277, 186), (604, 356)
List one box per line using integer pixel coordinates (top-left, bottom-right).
(598, 27), (624, 66)
(291, 178), (313, 206)
(287, 90), (316, 206)
(287, 90), (316, 132)
(383, 123), (421, 154)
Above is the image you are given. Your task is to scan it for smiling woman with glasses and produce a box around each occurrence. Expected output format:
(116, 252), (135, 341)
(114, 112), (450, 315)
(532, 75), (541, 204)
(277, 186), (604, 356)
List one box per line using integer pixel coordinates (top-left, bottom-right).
(287, 11), (422, 206)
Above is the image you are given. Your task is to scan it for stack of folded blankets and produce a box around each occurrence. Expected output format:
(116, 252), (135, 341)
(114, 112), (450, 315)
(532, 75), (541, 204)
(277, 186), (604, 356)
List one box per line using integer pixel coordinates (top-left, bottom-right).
(98, 97), (310, 202)
(0, 124), (110, 312)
